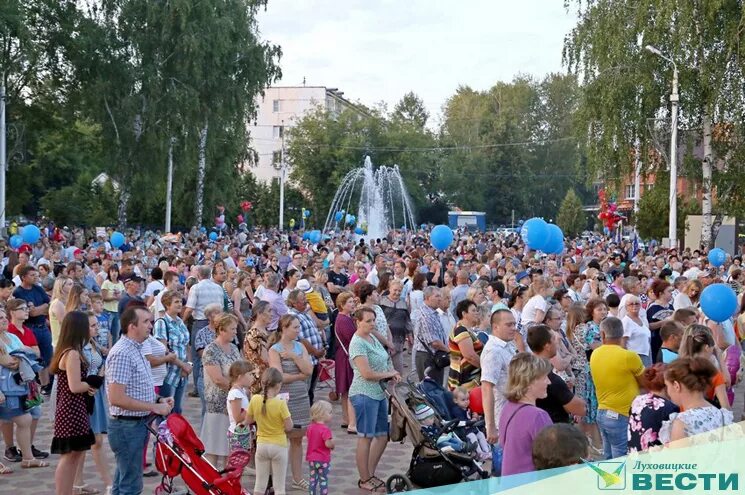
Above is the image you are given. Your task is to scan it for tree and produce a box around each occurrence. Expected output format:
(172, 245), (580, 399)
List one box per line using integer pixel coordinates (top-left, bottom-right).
(557, 189), (586, 236)
(564, 0), (745, 248)
(392, 92), (429, 129)
(635, 172), (699, 241)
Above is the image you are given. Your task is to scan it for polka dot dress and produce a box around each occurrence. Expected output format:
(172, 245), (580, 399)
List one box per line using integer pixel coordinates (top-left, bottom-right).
(50, 355), (95, 454)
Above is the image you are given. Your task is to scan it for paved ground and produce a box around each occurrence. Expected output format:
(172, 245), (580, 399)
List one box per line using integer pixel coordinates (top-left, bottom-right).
(5, 366), (744, 495)
(1, 371), (414, 495)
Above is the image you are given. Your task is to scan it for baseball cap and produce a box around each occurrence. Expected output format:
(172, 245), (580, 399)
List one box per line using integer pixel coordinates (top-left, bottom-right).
(121, 274), (144, 284)
(296, 279), (313, 293)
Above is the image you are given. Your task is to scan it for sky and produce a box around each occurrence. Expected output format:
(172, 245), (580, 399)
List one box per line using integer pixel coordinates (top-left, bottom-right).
(257, 0), (578, 126)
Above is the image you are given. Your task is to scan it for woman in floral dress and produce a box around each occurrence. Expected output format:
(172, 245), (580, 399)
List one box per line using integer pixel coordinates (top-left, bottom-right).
(243, 300), (272, 394)
(628, 364), (678, 453)
(570, 298), (606, 451)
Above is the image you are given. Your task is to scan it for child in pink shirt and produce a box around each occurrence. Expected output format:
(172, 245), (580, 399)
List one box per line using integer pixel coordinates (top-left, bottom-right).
(306, 400), (334, 495)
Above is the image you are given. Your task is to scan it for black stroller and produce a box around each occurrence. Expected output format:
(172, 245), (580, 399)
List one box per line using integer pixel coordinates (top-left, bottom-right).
(384, 381), (489, 492)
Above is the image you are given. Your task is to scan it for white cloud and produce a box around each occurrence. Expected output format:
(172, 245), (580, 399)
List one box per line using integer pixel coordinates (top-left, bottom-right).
(258, 0), (577, 124)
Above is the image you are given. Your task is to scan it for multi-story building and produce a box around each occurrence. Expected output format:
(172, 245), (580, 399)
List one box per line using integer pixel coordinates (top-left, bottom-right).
(247, 86), (361, 183)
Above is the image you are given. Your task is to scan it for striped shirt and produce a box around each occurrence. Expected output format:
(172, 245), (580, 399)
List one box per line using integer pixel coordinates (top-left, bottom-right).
(289, 308), (323, 365)
(105, 336), (156, 417)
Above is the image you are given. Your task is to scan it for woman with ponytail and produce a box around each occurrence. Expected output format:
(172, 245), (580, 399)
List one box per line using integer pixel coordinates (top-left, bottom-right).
(247, 368), (293, 495)
(660, 357), (734, 445)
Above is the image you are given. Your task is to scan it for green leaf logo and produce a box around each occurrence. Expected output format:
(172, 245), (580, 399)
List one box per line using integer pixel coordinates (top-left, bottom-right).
(582, 458), (626, 489)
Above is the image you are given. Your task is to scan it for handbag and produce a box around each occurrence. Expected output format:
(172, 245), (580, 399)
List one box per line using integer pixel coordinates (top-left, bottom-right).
(491, 403), (528, 476)
(417, 334), (450, 369)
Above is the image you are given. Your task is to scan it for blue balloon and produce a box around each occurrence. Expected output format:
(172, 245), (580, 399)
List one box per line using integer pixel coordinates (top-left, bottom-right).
(345, 214), (356, 225)
(420, 223), (427, 230)
(544, 224), (564, 254)
(110, 231), (125, 249)
(708, 248), (727, 268)
(354, 227), (365, 235)
(302, 232), (310, 240)
(309, 230), (321, 243)
(21, 224), (40, 244)
(700, 283), (737, 322)
(200, 226), (207, 233)
(520, 218), (549, 250)
(431, 224), (454, 251)
(304, 209), (311, 218)
(321, 234), (331, 241)
(334, 211), (343, 222)
(9, 235), (22, 249)
(209, 232), (218, 241)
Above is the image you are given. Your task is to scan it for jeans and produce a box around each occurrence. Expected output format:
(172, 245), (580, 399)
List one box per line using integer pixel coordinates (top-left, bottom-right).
(107, 311), (121, 345)
(596, 409), (629, 460)
(29, 323), (53, 368)
(639, 353), (652, 368)
(109, 417), (150, 495)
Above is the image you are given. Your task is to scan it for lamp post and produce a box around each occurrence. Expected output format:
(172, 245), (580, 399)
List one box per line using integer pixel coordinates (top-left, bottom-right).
(645, 45), (679, 250)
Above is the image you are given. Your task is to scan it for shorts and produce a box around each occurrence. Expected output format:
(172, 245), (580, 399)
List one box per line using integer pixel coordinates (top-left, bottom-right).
(350, 394), (388, 438)
(28, 405), (41, 420)
(30, 324), (53, 368)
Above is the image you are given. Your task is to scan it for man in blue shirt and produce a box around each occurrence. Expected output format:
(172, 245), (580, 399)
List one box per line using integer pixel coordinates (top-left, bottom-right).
(12, 266), (52, 393)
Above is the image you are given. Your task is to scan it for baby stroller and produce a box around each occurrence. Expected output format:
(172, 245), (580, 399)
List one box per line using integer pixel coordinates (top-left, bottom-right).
(384, 381), (489, 492)
(148, 413), (251, 495)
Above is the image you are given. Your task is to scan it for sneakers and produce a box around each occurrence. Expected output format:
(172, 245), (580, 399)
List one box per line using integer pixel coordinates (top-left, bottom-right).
(291, 479), (310, 490)
(31, 445), (49, 459)
(3, 447), (21, 462)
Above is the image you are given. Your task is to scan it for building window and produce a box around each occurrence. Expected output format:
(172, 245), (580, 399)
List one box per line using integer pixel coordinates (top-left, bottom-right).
(272, 150), (282, 168)
(273, 99), (280, 112)
(272, 125), (283, 139)
(625, 184), (636, 199)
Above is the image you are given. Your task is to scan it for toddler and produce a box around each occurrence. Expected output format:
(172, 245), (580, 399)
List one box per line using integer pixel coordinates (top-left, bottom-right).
(450, 387), (490, 459)
(414, 404), (466, 453)
(306, 400), (335, 495)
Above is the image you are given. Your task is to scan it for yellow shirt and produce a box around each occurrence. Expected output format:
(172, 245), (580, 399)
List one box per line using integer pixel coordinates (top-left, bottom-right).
(101, 280), (125, 313)
(590, 344), (644, 416)
(248, 394), (291, 447)
(305, 290), (328, 316)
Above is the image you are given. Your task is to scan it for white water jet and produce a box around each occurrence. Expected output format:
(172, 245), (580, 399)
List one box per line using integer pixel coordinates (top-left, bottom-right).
(323, 156), (416, 239)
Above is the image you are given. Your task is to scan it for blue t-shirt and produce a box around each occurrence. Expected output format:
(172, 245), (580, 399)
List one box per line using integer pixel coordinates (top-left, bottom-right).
(12, 285), (50, 327)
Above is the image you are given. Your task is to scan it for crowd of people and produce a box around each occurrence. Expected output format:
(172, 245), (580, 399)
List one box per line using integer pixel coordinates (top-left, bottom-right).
(0, 224), (743, 494)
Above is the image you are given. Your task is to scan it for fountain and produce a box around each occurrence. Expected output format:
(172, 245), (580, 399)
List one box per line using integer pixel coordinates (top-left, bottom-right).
(323, 156), (416, 239)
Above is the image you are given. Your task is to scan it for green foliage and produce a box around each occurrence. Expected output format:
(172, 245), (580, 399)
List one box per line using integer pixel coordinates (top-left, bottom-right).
(635, 172), (699, 240)
(286, 97), (441, 223)
(557, 189), (587, 236)
(3, 0), (282, 228)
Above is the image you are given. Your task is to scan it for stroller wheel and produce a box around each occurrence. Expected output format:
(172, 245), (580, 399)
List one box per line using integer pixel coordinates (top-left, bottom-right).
(386, 474), (413, 493)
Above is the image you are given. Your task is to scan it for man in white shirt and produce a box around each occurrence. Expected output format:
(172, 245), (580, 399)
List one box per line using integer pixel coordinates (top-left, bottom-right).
(481, 309), (518, 446)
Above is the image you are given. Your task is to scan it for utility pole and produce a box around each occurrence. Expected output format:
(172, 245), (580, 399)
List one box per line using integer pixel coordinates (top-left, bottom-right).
(279, 119), (285, 231)
(165, 137), (175, 233)
(0, 78), (6, 238)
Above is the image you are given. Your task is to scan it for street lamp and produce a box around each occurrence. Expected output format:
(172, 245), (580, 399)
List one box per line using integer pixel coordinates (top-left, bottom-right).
(645, 44), (679, 250)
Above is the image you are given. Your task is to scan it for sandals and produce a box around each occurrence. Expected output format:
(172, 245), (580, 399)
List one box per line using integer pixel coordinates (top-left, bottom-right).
(0, 462), (12, 474)
(358, 477), (385, 492)
(74, 486), (101, 495)
(291, 478), (310, 490)
(21, 458), (48, 468)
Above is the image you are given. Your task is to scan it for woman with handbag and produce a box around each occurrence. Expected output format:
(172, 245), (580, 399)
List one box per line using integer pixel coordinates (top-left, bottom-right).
(334, 292), (357, 435)
(498, 353), (553, 476)
(0, 308), (47, 472)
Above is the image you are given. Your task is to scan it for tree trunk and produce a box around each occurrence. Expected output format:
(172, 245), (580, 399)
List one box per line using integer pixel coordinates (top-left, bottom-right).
(701, 112), (713, 249)
(117, 187), (129, 228)
(195, 120), (208, 227)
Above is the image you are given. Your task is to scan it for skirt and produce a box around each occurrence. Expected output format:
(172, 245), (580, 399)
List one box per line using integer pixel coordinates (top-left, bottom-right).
(200, 413), (231, 456)
(90, 387), (109, 435)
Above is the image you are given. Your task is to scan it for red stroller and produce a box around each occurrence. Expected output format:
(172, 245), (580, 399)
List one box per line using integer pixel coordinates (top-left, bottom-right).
(149, 413), (250, 495)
